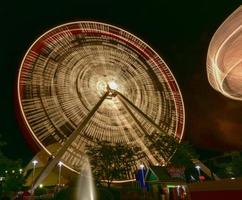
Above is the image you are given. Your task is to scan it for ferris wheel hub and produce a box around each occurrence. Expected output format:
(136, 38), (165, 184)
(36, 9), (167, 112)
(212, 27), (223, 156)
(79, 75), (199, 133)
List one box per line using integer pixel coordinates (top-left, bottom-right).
(108, 81), (119, 90)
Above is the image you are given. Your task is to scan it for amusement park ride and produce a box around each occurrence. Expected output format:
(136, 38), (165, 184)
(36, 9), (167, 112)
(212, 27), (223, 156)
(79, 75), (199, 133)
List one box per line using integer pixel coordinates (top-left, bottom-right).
(17, 21), (185, 191)
(17, 9), (242, 190)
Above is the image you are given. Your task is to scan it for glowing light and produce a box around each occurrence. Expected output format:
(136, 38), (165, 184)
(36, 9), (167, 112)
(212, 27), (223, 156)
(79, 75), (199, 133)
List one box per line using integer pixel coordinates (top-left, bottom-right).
(39, 184), (43, 188)
(58, 161), (63, 188)
(32, 160), (38, 191)
(108, 81), (119, 90)
(32, 160), (38, 166)
(167, 185), (176, 188)
(140, 164), (145, 169)
(195, 165), (201, 170)
(58, 161), (63, 167)
(207, 6), (242, 100)
(96, 81), (107, 94)
(195, 165), (201, 176)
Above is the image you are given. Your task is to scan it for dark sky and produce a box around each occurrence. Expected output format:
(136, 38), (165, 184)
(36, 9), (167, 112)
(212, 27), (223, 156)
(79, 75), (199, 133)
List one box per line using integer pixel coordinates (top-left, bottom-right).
(1, 0), (242, 164)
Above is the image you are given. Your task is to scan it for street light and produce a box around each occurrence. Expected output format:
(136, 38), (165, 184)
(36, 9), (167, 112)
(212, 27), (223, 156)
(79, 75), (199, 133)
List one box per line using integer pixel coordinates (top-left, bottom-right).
(57, 161), (63, 189)
(140, 164), (145, 186)
(195, 165), (201, 176)
(140, 164), (146, 199)
(32, 160), (38, 190)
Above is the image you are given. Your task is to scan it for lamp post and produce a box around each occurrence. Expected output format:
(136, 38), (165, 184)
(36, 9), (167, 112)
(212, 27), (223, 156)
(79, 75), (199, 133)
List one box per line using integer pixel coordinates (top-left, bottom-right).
(140, 164), (145, 186)
(140, 164), (145, 200)
(57, 161), (63, 190)
(31, 160), (38, 193)
(195, 165), (201, 181)
(195, 165), (201, 176)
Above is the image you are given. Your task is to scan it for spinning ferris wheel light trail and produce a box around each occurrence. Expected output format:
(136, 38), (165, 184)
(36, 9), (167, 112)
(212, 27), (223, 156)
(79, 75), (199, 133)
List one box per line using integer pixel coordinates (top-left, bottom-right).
(116, 91), (168, 135)
(17, 21), (185, 189)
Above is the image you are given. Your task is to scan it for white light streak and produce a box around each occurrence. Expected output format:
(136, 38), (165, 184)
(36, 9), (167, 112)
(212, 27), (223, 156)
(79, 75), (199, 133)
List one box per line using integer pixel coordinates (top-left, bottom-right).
(207, 6), (242, 100)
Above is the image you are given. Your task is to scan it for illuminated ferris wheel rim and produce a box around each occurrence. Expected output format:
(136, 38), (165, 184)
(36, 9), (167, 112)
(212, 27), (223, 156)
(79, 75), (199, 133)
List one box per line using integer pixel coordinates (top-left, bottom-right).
(17, 21), (185, 175)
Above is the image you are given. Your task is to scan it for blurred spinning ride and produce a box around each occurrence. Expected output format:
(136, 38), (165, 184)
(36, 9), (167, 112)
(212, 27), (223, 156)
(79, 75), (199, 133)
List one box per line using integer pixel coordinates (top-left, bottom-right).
(17, 21), (185, 187)
(207, 6), (242, 100)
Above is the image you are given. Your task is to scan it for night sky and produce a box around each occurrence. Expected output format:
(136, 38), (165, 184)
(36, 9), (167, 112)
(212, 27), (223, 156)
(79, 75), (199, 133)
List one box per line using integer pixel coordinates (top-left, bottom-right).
(1, 0), (242, 164)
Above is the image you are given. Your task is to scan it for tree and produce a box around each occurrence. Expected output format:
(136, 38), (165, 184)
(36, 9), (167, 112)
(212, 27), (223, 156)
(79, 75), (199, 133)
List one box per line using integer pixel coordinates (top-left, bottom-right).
(213, 151), (242, 179)
(86, 141), (139, 187)
(146, 132), (199, 181)
(170, 141), (198, 168)
(146, 132), (198, 168)
(230, 152), (242, 177)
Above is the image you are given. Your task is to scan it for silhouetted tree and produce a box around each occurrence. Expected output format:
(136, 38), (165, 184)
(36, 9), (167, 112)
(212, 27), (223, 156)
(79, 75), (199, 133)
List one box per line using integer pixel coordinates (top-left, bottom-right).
(214, 151), (242, 178)
(170, 141), (198, 168)
(146, 132), (198, 168)
(86, 141), (139, 187)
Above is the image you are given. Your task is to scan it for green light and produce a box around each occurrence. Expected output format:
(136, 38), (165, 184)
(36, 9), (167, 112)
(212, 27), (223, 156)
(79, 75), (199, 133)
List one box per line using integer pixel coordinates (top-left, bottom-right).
(167, 185), (176, 188)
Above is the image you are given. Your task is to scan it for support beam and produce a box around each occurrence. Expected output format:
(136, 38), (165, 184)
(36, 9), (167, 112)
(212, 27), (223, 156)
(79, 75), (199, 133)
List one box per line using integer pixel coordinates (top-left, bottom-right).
(116, 91), (166, 134)
(31, 91), (109, 191)
(117, 92), (217, 178)
(117, 94), (161, 165)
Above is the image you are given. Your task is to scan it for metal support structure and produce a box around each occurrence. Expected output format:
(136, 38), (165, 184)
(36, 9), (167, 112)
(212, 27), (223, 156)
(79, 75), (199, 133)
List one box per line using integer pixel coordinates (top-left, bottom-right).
(117, 93), (160, 165)
(31, 91), (109, 191)
(119, 90), (219, 179)
(116, 91), (166, 134)
(120, 94), (167, 162)
(117, 90), (219, 180)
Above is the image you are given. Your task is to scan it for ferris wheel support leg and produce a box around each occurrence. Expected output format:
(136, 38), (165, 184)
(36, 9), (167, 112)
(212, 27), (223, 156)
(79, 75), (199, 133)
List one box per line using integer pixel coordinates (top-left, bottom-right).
(116, 91), (165, 134)
(117, 95), (162, 165)
(31, 91), (109, 192)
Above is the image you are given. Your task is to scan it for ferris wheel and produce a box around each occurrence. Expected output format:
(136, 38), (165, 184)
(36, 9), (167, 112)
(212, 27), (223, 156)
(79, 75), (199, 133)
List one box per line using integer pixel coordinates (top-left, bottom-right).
(17, 21), (185, 189)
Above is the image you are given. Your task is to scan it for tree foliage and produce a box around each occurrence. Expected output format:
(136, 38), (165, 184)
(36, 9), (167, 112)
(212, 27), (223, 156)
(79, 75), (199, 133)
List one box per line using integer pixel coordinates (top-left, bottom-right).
(170, 141), (198, 168)
(86, 141), (139, 187)
(213, 151), (242, 178)
(146, 132), (198, 168)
